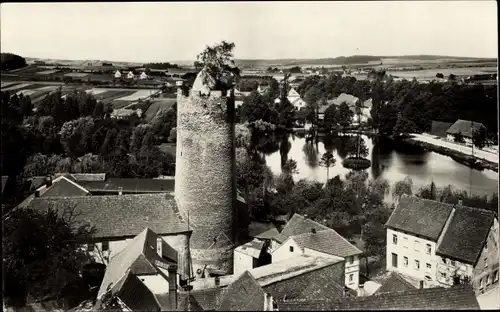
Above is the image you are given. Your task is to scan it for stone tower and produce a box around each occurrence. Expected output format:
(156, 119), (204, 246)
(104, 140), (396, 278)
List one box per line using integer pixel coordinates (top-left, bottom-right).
(175, 70), (237, 277)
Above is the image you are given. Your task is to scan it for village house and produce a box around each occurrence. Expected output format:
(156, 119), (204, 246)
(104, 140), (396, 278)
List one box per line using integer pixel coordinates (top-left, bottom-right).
(385, 195), (498, 294)
(274, 87), (307, 110)
(446, 119), (487, 145)
(274, 214), (363, 291)
(233, 239), (271, 276)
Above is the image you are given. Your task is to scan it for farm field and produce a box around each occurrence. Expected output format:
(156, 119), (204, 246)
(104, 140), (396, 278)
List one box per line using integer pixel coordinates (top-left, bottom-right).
(388, 66), (497, 79)
(2, 83), (35, 91)
(144, 98), (176, 121)
(113, 89), (157, 101)
(1, 81), (21, 88)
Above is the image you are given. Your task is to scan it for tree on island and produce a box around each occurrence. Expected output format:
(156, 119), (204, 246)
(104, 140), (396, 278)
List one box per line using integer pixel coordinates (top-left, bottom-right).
(319, 151), (336, 180)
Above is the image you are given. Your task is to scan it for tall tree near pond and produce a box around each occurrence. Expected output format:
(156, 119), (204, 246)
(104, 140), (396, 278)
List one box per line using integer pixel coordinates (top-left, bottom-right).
(319, 151), (336, 180)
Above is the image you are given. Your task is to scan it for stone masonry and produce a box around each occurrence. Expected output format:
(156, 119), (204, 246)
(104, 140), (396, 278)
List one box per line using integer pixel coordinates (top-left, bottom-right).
(175, 88), (237, 277)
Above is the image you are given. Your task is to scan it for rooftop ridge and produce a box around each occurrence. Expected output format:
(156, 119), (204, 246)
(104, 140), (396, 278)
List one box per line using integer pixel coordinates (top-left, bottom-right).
(293, 227), (363, 256)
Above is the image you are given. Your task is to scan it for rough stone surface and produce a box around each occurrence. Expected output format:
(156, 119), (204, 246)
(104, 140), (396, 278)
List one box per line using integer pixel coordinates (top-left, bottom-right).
(175, 89), (237, 277)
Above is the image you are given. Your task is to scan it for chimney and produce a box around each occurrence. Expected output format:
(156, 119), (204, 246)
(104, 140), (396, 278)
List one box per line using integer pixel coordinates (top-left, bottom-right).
(458, 199), (463, 206)
(156, 237), (162, 257)
(34, 190), (40, 197)
(46, 176), (52, 187)
(118, 186), (123, 195)
(264, 293), (274, 311)
(214, 276), (220, 287)
(311, 228), (316, 234)
(358, 283), (365, 297)
(167, 264), (178, 311)
(419, 280), (424, 289)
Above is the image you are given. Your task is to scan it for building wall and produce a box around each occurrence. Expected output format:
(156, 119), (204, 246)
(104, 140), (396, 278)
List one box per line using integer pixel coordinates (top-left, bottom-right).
(271, 238), (302, 263)
(472, 218), (499, 293)
(175, 89), (237, 277)
(234, 250), (254, 276)
(386, 228), (440, 285)
(137, 274), (170, 294)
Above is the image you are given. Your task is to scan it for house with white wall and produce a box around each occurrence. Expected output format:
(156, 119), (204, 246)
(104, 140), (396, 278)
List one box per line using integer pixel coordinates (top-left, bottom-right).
(275, 214), (363, 291)
(385, 195), (498, 294)
(114, 70), (122, 79)
(233, 238), (272, 276)
(445, 119), (486, 146)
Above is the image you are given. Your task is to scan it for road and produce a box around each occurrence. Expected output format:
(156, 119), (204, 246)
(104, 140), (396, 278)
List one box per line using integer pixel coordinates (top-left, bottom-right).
(477, 285), (500, 310)
(411, 133), (499, 164)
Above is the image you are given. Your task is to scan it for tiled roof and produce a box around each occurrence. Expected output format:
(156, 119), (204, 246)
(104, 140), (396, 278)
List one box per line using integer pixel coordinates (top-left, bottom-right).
(40, 177), (90, 197)
(234, 239), (264, 258)
(70, 173), (106, 181)
(374, 272), (418, 295)
(97, 228), (178, 299)
(436, 206), (495, 265)
(26, 193), (189, 238)
(248, 221), (281, 240)
(218, 271), (266, 311)
(446, 119), (486, 138)
(291, 228), (363, 258)
(385, 195), (454, 241)
(332, 93), (359, 107)
(277, 285), (480, 310)
(111, 272), (161, 312)
(281, 214), (331, 238)
(78, 178), (175, 194)
(175, 293), (204, 311)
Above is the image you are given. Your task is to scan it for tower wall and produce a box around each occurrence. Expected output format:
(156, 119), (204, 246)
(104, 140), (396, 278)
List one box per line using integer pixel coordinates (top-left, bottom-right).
(175, 89), (236, 277)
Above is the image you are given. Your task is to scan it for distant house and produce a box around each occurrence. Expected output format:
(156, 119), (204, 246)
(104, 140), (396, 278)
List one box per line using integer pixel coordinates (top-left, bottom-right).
(277, 284), (480, 311)
(385, 195), (499, 294)
(127, 71), (135, 79)
(140, 72), (148, 80)
(114, 70), (122, 79)
(274, 214), (363, 291)
(110, 108), (143, 120)
(446, 119), (486, 145)
(428, 120), (453, 138)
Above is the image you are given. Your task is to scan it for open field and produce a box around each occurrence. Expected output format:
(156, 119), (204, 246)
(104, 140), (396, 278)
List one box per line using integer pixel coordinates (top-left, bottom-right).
(389, 66), (497, 80)
(113, 89), (156, 101)
(2, 83), (34, 91)
(144, 98), (176, 121)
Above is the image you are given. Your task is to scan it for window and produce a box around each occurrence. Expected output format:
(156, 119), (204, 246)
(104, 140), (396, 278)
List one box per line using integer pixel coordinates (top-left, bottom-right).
(349, 274), (353, 282)
(480, 278), (485, 289)
(392, 253), (398, 268)
(442, 258), (446, 264)
(349, 256), (354, 264)
(403, 237), (408, 248)
(289, 246), (294, 252)
(425, 275), (432, 281)
(102, 241), (109, 251)
(414, 241), (420, 251)
(487, 274), (491, 285)
(484, 241), (488, 251)
(450, 260), (455, 267)
(426, 244), (431, 255)
(440, 272), (447, 279)
(88, 244), (95, 252)
(415, 260), (420, 270)
(484, 258), (488, 268)
(494, 270), (498, 283)
(393, 234), (398, 245)
(403, 256), (408, 267)
(426, 263), (432, 272)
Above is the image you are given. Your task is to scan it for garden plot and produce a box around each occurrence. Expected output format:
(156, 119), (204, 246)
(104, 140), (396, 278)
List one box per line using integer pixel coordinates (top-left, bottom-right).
(113, 90), (155, 101)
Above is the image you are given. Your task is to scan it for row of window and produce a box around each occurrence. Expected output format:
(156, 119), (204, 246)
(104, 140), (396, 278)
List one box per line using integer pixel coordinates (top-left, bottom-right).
(392, 234), (432, 255)
(391, 253), (432, 272)
(480, 270), (499, 289)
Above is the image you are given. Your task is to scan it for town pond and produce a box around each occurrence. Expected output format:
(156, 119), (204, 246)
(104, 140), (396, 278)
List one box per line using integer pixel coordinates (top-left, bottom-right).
(257, 133), (498, 202)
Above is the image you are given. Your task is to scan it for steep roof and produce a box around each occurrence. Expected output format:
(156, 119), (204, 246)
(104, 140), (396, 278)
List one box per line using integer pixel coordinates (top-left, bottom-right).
(436, 206), (495, 265)
(97, 228), (178, 299)
(429, 120), (453, 138)
(217, 271), (266, 311)
(110, 271), (161, 312)
(70, 173), (106, 181)
(291, 229), (363, 257)
(78, 178), (175, 194)
(40, 177), (90, 197)
(26, 193), (189, 238)
(234, 239), (264, 258)
(385, 195), (454, 241)
(248, 221), (281, 240)
(281, 213), (331, 238)
(374, 272), (418, 295)
(446, 119), (486, 138)
(277, 285), (480, 310)
(288, 88), (300, 98)
(332, 93), (359, 107)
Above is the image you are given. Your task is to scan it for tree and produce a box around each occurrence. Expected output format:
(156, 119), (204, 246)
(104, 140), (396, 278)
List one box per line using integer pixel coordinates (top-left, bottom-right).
(323, 105), (338, 128)
(453, 131), (465, 144)
(195, 41), (240, 92)
(436, 73), (444, 79)
(319, 151), (336, 180)
(1, 53), (27, 71)
(472, 126), (487, 149)
(3, 205), (95, 308)
(448, 73), (456, 81)
(392, 176), (413, 205)
(336, 102), (354, 128)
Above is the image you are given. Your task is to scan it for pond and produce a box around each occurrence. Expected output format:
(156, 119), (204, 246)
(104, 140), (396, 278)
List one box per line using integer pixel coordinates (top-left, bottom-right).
(259, 133), (498, 201)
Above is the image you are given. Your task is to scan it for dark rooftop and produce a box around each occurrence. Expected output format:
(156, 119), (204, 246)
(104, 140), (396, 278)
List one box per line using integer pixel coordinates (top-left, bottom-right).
(281, 213), (331, 239)
(374, 272), (418, 295)
(446, 119), (486, 138)
(436, 206), (495, 265)
(385, 195), (454, 241)
(277, 285), (480, 310)
(218, 271), (266, 311)
(291, 228), (362, 258)
(78, 178), (175, 194)
(110, 272), (161, 312)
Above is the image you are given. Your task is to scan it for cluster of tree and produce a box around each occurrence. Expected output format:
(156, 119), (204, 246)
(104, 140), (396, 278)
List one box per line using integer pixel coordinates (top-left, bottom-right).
(1, 90), (177, 213)
(266, 67), (280, 73)
(297, 74), (497, 140)
(142, 62), (180, 69)
(285, 66), (302, 74)
(1, 52), (27, 71)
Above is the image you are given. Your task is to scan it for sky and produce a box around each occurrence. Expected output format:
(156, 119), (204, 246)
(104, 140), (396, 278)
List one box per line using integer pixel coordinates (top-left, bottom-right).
(1, 1), (498, 63)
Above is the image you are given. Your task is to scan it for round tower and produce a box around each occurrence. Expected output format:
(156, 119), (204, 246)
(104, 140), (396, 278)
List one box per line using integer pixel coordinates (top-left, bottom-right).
(175, 75), (237, 277)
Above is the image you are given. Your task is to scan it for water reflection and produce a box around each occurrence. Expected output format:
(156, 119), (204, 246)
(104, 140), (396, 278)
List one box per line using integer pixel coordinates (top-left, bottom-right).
(262, 134), (498, 199)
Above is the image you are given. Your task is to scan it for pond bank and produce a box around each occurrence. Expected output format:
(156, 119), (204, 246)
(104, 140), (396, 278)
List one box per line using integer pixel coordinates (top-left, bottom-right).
(402, 137), (498, 173)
